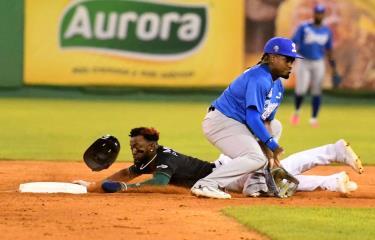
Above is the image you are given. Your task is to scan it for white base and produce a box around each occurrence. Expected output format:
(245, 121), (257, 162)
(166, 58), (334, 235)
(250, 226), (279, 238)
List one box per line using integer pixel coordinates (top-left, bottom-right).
(19, 182), (87, 194)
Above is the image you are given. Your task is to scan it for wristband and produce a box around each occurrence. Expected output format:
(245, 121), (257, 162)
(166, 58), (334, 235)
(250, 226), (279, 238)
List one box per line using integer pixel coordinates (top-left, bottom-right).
(265, 138), (279, 152)
(329, 59), (336, 68)
(102, 181), (127, 193)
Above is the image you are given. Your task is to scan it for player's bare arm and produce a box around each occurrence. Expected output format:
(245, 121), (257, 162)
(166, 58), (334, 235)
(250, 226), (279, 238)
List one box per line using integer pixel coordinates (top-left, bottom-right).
(101, 171), (171, 193)
(262, 120), (284, 168)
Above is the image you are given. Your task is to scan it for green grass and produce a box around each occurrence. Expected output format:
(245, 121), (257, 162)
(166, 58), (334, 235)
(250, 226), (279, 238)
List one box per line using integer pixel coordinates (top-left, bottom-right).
(277, 101), (375, 163)
(223, 206), (375, 240)
(0, 93), (374, 163)
(0, 98), (216, 161)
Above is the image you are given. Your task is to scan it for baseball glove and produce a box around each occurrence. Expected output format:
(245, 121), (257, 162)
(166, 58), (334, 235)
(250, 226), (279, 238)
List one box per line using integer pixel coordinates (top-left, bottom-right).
(331, 72), (342, 89)
(265, 167), (299, 198)
(83, 135), (120, 171)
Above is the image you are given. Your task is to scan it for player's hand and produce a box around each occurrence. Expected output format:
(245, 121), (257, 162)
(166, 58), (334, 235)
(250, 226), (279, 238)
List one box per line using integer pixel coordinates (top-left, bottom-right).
(331, 71), (342, 88)
(72, 180), (92, 188)
(264, 148), (274, 161)
(258, 140), (273, 160)
(268, 158), (276, 169)
(271, 146), (284, 168)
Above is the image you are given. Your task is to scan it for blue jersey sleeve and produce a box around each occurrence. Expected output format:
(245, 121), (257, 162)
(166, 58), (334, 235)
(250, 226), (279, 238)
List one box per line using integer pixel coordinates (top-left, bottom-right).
(246, 107), (279, 151)
(292, 25), (304, 48)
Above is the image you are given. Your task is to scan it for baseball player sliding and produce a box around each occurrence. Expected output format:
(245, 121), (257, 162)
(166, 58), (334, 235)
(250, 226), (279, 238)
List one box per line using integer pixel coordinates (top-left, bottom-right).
(74, 126), (363, 197)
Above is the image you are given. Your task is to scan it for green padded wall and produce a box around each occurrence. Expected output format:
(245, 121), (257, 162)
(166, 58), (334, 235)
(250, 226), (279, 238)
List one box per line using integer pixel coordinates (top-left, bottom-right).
(0, 1), (23, 87)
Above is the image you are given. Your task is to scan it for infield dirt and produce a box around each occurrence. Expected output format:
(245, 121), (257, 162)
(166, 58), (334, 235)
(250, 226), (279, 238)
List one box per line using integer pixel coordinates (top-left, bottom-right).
(0, 161), (374, 240)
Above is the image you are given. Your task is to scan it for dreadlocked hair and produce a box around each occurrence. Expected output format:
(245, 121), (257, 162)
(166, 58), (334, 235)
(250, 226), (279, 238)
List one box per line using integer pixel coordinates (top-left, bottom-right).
(129, 127), (160, 142)
(245, 54), (269, 71)
(257, 53), (269, 64)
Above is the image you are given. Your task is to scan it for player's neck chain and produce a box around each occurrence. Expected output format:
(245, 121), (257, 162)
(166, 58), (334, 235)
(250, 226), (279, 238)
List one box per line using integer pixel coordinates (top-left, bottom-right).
(139, 154), (158, 170)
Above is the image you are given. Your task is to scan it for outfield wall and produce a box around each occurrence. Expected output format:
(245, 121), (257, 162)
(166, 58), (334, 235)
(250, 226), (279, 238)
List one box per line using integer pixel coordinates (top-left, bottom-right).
(0, 1), (23, 87)
(23, 0), (243, 88)
(0, 0), (374, 90)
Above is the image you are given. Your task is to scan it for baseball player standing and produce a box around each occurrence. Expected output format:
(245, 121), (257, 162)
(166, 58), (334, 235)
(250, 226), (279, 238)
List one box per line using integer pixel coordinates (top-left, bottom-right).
(191, 37), (303, 199)
(290, 4), (338, 127)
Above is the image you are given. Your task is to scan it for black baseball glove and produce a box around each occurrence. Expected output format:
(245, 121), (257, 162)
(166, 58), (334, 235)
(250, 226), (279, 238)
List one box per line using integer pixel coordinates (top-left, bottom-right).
(83, 135), (120, 171)
(331, 72), (342, 89)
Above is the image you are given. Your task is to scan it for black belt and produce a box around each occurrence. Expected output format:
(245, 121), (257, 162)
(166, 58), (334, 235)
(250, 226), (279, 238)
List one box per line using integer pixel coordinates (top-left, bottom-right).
(208, 105), (215, 113)
(210, 163), (216, 170)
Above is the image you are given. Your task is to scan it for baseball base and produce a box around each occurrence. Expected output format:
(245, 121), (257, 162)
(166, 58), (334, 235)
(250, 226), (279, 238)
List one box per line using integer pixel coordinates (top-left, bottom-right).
(19, 182), (87, 194)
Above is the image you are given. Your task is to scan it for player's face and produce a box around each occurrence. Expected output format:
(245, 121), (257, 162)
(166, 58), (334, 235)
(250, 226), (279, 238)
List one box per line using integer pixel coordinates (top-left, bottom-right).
(314, 12), (324, 25)
(270, 55), (295, 79)
(129, 135), (154, 163)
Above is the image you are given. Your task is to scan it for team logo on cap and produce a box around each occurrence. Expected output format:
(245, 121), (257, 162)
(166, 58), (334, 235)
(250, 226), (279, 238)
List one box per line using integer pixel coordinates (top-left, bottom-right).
(292, 43), (297, 53)
(273, 45), (280, 52)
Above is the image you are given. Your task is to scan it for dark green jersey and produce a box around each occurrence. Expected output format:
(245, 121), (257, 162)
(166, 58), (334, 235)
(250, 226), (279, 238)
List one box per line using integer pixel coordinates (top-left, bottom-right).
(129, 145), (214, 187)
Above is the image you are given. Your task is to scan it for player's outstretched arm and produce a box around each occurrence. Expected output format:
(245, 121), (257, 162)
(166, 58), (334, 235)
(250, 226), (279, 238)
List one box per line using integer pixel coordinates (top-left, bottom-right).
(72, 180), (103, 193)
(105, 168), (139, 182)
(73, 168), (140, 193)
(101, 172), (171, 193)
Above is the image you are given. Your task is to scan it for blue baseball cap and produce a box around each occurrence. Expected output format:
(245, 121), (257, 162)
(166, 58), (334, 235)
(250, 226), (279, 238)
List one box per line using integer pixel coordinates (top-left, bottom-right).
(263, 37), (303, 59)
(314, 4), (325, 13)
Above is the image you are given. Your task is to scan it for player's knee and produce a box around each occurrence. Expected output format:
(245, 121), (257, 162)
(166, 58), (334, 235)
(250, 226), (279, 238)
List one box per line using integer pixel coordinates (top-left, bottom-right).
(311, 87), (322, 95)
(101, 180), (123, 193)
(270, 119), (282, 141)
(242, 153), (267, 169)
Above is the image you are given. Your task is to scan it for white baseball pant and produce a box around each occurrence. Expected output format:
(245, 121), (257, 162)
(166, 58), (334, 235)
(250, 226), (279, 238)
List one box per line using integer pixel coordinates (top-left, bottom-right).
(224, 140), (351, 192)
(192, 109), (280, 189)
(295, 58), (325, 95)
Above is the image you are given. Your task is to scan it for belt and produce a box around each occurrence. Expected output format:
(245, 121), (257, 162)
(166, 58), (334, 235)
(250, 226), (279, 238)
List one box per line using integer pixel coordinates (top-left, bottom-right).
(210, 163), (216, 171)
(208, 105), (215, 113)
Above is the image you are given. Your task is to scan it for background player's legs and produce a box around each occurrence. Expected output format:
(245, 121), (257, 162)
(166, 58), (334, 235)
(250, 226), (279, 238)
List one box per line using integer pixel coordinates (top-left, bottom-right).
(292, 59), (312, 125)
(192, 110), (267, 198)
(309, 60), (325, 127)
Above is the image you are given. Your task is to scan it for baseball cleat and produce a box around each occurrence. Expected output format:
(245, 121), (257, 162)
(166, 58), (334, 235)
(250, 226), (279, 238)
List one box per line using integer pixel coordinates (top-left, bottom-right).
(347, 181), (358, 192)
(248, 192), (261, 198)
(191, 186), (231, 199)
(336, 172), (357, 193)
(309, 118), (319, 128)
(290, 114), (300, 125)
(340, 140), (364, 174)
